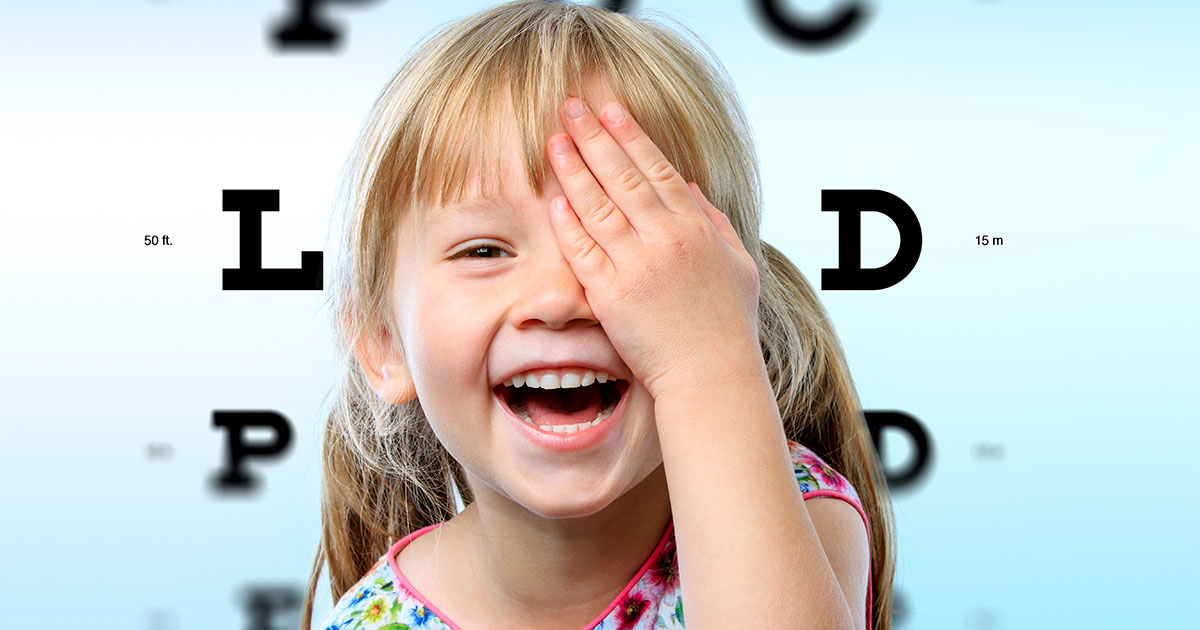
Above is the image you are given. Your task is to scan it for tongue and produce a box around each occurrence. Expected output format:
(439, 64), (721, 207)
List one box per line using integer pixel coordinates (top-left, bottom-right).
(525, 386), (603, 426)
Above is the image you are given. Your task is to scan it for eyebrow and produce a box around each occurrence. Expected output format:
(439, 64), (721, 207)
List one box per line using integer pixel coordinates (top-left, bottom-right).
(420, 198), (508, 234)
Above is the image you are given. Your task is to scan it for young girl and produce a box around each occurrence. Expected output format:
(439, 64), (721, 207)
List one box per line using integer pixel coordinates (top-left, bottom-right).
(305, 2), (896, 629)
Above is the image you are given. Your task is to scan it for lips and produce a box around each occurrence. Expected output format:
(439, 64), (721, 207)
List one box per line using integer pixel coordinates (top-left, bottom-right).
(493, 379), (632, 451)
(493, 378), (626, 422)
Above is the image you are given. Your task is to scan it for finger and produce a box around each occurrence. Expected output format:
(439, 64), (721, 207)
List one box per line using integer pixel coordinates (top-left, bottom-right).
(558, 97), (671, 235)
(548, 195), (616, 287)
(688, 182), (748, 256)
(593, 100), (698, 221)
(547, 128), (642, 254)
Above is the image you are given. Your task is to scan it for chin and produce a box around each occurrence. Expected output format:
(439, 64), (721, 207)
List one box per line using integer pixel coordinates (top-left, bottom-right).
(512, 473), (622, 519)
(525, 500), (611, 520)
(509, 455), (664, 520)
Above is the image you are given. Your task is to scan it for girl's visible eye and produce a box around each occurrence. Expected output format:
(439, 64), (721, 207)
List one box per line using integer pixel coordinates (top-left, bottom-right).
(450, 243), (513, 260)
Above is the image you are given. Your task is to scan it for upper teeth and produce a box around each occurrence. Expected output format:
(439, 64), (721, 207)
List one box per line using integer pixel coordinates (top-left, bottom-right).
(503, 369), (611, 389)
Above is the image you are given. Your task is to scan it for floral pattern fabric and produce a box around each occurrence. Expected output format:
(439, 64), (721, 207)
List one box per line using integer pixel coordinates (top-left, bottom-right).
(319, 440), (868, 630)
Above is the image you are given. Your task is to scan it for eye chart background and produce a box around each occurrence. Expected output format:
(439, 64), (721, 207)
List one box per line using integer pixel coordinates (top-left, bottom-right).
(1, 1), (1196, 628)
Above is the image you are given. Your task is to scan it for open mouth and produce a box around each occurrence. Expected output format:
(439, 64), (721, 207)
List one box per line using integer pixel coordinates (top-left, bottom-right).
(494, 378), (629, 434)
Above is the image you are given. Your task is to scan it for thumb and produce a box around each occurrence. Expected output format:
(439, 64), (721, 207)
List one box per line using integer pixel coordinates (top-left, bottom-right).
(688, 182), (745, 255)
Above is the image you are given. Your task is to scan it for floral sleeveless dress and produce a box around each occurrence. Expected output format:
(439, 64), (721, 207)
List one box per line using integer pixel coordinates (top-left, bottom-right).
(318, 440), (872, 630)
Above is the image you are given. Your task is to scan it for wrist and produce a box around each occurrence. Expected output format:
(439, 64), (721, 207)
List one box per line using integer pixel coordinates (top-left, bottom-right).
(649, 349), (773, 406)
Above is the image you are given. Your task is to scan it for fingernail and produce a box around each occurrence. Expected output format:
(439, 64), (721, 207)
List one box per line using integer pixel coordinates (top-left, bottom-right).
(552, 136), (571, 155)
(604, 104), (626, 124)
(566, 99), (588, 118)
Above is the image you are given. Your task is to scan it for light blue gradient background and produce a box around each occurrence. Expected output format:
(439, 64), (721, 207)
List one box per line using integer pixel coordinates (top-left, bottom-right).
(1, 1), (1196, 628)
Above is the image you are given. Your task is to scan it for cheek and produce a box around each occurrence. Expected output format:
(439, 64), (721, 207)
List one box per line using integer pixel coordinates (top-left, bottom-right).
(404, 280), (502, 419)
(409, 301), (476, 388)
(410, 279), (499, 348)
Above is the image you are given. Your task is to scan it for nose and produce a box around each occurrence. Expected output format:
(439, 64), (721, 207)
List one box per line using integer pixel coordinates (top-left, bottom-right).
(509, 244), (598, 331)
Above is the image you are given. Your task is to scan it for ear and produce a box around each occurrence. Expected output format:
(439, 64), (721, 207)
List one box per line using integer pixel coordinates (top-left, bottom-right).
(347, 310), (418, 405)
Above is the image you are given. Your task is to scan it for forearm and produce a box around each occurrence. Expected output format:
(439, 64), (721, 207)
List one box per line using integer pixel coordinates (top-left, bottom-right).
(654, 355), (855, 630)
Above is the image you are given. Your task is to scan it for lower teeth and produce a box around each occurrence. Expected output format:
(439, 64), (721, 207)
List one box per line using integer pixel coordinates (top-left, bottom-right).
(510, 396), (617, 434)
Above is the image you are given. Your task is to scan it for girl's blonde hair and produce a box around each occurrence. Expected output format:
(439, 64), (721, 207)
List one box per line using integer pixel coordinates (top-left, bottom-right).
(305, 1), (897, 628)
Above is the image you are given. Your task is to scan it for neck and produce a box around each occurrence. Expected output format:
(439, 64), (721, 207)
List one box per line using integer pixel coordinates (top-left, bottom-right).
(455, 465), (671, 628)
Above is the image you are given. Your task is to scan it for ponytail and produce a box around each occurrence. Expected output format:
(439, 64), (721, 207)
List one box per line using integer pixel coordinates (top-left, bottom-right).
(301, 361), (472, 629)
(757, 240), (898, 630)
